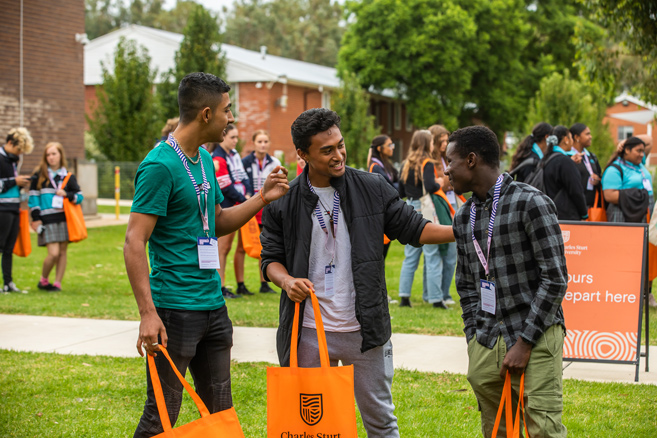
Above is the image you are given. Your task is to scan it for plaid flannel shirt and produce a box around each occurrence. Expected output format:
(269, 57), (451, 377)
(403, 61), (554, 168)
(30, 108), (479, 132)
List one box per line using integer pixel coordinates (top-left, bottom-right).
(453, 173), (567, 349)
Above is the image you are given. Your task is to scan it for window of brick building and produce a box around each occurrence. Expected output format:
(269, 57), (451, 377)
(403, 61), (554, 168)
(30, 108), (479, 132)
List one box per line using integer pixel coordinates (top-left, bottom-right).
(617, 126), (634, 141)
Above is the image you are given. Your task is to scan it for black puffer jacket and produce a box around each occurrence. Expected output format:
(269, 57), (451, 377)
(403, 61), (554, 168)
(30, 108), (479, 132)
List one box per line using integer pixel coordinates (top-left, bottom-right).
(261, 166), (428, 366)
(543, 152), (588, 220)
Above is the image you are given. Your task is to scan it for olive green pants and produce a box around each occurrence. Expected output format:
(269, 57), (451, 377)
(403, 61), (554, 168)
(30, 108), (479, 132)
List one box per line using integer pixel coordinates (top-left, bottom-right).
(466, 325), (567, 438)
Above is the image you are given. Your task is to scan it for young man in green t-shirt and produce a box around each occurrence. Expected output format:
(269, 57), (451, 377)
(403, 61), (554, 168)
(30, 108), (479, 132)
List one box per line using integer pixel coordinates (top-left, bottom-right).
(124, 72), (289, 437)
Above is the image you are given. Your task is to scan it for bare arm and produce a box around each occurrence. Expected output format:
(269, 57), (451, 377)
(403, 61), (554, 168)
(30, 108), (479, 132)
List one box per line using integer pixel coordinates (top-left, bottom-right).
(419, 223), (455, 244)
(215, 166), (289, 236)
(124, 212), (166, 357)
(266, 262), (314, 303)
(603, 189), (619, 205)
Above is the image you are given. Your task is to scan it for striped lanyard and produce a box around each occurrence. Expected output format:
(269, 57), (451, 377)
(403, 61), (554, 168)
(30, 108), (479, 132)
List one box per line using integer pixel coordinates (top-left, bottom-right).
(469, 174), (503, 277)
(167, 134), (210, 235)
(47, 168), (65, 191)
(255, 156), (265, 192)
(307, 179), (340, 238)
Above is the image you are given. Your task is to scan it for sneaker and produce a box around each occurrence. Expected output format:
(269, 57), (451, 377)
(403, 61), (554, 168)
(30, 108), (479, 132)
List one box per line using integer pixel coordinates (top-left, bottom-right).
(236, 284), (254, 296)
(649, 293), (657, 308)
(399, 297), (412, 307)
(38, 281), (53, 291)
(222, 287), (241, 299)
(444, 298), (456, 305)
(259, 283), (276, 294)
(3, 282), (27, 294)
(433, 301), (449, 309)
(49, 284), (61, 292)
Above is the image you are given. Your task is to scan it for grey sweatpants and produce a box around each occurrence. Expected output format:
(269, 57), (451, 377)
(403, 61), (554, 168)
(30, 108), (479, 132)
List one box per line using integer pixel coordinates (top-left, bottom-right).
(298, 327), (399, 438)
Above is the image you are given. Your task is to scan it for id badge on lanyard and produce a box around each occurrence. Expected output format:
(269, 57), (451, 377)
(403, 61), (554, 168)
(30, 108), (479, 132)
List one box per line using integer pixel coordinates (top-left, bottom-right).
(48, 172), (64, 208)
(308, 181), (340, 298)
(197, 237), (220, 269)
(470, 175), (503, 315)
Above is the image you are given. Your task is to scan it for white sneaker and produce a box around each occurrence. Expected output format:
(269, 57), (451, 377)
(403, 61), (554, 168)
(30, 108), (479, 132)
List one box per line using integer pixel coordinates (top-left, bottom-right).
(3, 282), (27, 294)
(444, 298), (456, 305)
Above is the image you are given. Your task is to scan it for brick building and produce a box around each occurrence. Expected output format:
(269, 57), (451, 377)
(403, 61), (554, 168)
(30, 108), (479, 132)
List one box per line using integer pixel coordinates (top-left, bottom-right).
(84, 25), (413, 164)
(0, 0), (85, 173)
(604, 93), (657, 166)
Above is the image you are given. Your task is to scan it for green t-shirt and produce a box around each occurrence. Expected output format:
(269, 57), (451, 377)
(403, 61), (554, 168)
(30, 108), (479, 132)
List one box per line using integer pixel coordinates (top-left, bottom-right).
(131, 142), (225, 310)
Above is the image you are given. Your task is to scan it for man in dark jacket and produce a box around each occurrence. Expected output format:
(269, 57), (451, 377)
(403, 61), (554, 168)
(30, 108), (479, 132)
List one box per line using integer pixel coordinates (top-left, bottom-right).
(260, 108), (454, 437)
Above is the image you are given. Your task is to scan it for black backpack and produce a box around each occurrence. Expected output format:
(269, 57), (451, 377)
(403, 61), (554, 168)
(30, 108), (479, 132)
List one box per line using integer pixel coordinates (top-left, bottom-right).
(524, 153), (561, 193)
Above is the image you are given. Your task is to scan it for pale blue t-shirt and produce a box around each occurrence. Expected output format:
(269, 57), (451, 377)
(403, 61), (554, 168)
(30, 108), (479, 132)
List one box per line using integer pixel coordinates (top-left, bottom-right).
(602, 158), (653, 194)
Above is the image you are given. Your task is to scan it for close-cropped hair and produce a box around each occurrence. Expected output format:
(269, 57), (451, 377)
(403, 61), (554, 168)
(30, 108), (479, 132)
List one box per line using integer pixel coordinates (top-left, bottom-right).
(6, 127), (34, 154)
(177, 72), (231, 124)
(291, 108), (341, 153)
(449, 125), (500, 168)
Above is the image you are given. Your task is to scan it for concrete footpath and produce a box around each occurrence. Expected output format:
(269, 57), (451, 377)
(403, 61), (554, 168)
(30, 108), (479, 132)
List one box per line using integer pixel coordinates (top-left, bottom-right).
(0, 314), (655, 385)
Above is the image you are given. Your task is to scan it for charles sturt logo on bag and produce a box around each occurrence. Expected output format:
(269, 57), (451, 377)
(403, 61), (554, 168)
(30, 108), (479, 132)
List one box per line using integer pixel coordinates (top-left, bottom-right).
(300, 393), (323, 425)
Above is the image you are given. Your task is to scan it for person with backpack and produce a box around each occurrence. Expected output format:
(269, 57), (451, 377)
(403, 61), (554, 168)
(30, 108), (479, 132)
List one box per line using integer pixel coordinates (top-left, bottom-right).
(509, 122), (552, 182)
(540, 126), (588, 220)
(29, 142), (84, 292)
(397, 130), (448, 309)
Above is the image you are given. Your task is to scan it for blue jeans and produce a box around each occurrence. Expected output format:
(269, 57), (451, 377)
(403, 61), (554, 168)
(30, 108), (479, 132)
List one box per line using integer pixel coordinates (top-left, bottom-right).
(422, 241), (457, 301)
(133, 306), (234, 437)
(398, 200), (442, 303)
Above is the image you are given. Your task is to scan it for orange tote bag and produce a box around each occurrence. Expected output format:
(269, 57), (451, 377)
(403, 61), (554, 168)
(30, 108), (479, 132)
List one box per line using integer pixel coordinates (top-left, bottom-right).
(148, 346), (245, 438)
(240, 216), (262, 259)
(491, 372), (530, 438)
(267, 291), (358, 437)
(586, 190), (607, 222)
(13, 209), (32, 257)
(61, 173), (87, 242)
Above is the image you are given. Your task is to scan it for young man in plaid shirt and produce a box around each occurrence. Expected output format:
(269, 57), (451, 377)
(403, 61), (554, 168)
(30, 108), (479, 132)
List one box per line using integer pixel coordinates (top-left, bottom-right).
(445, 125), (568, 437)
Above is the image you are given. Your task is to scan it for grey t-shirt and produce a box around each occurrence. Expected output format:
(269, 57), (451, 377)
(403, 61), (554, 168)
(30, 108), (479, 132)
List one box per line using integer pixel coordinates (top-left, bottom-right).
(303, 185), (360, 332)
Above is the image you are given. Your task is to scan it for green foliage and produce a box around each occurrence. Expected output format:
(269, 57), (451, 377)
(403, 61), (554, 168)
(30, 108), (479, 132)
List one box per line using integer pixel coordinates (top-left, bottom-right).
(158, 4), (227, 119)
(87, 37), (160, 162)
(223, 0), (345, 67)
(331, 71), (379, 168)
(525, 70), (615, 166)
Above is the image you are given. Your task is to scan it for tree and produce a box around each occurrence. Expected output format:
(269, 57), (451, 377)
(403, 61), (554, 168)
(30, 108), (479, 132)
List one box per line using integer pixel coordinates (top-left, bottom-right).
(524, 70), (615, 166)
(157, 4), (227, 119)
(331, 72), (378, 168)
(223, 0), (345, 67)
(88, 37), (160, 161)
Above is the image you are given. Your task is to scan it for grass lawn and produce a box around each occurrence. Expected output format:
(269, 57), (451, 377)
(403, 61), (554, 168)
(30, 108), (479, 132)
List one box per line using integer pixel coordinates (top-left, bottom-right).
(1, 350), (656, 437)
(3, 224), (657, 345)
(96, 205), (132, 215)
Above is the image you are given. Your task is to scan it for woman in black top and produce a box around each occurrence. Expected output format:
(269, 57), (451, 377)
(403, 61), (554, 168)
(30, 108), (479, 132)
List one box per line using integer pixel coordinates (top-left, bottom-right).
(509, 122), (552, 182)
(542, 125), (588, 220)
(398, 130), (447, 309)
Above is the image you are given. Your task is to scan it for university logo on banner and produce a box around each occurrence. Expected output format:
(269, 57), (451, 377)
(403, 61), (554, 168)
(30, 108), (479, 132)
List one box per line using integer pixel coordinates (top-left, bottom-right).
(300, 393), (323, 425)
(562, 230), (570, 243)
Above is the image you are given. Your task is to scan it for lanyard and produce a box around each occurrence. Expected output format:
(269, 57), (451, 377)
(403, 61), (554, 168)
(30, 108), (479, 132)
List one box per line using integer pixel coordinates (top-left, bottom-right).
(308, 180), (340, 263)
(48, 168), (65, 191)
(469, 175), (503, 277)
(167, 134), (210, 235)
(582, 153), (595, 177)
(255, 156), (265, 192)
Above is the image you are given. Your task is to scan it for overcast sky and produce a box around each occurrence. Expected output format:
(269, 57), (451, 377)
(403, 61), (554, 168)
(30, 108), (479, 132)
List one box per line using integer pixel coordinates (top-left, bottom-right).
(162, 0), (235, 14)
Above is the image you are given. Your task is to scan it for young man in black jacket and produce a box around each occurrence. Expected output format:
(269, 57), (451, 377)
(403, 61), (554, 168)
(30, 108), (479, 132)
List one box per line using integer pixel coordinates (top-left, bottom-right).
(260, 108), (454, 437)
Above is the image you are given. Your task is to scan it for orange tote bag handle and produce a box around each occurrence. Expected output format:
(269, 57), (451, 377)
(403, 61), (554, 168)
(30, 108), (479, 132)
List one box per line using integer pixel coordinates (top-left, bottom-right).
(290, 290), (330, 369)
(491, 372), (530, 438)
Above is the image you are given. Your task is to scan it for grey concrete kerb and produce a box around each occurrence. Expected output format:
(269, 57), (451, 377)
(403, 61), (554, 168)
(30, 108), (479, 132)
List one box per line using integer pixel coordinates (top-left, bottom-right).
(0, 314), (655, 385)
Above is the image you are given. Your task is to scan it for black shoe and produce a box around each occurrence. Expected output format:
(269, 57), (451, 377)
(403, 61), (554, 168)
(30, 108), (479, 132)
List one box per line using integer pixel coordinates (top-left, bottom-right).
(400, 297), (412, 307)
(222, 287), (242, 299)
(259, 283), (276, 294)
(37, 281), (53, 291)
(236, 284), (254, 296)
(433, 301), (448, 309)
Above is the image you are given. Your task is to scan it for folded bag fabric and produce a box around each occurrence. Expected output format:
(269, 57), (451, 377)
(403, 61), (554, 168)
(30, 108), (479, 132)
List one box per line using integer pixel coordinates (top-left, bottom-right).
(586, 190), (607, 222)
(147, 346), (245, 437)
(491, 372), (530, 438)
(240, 215), (262, 259)
(13, 209), (31, 257)
(266, 290), (358, 437)
(61, 172), (87, 243)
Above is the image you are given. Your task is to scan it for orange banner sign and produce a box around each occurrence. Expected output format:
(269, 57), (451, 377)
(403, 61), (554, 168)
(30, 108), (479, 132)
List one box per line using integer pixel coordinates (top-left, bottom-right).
(560, 223), (646, 362)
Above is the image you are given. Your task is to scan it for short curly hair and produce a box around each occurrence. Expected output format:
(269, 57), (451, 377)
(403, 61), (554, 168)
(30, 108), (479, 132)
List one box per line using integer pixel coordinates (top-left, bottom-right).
(6, 127), (34, 154)
(449, 125), (500, 167)
(291, 108), (341, 153)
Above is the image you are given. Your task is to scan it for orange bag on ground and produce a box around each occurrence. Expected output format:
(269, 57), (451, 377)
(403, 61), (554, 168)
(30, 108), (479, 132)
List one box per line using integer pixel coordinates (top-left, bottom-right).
(148, 345), (245, 437)
(13, 209), (31, 257)
(61, 173), (87, 243)
(491, 372), (530, 438)
(586, 190), (607, 222)
(240, 216), (262, 259)
(267, 291), (358, 437)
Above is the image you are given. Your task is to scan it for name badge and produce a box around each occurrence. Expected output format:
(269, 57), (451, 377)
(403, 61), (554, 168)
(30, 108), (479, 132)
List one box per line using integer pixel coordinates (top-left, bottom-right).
(445, 190), (457, 205)
(197, 237), (220, 269)
(643, 178), (652, 191)
(586, 178), (594, 191)
(52, 195), (64, 209)
(480, 279), (496, 315)
(324, 264), (336, 298)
